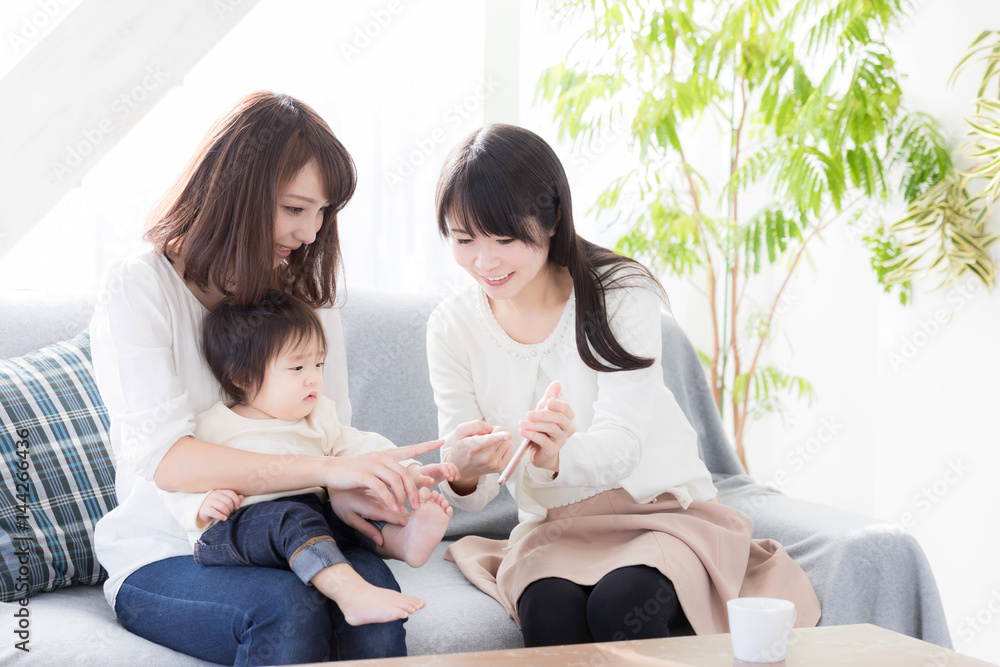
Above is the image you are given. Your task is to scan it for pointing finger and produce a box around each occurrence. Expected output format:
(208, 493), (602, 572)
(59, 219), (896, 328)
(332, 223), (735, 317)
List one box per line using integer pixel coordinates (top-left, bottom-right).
(392, 439), (445, 460)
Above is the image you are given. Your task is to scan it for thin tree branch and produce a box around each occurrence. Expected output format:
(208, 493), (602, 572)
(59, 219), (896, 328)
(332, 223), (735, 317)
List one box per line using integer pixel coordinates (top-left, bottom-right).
(738, 195), (864, 422)
(730, 78), (750, 467)
(677, 142), (722, 409)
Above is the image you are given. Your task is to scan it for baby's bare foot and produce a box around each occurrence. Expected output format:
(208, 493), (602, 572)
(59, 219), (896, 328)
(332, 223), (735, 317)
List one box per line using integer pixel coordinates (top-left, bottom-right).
(312, 563), (425, 626)
(380, 488), (452, 568)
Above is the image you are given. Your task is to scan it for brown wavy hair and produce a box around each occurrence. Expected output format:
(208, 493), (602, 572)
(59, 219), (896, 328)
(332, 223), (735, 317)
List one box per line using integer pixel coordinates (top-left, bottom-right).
(145, 91), (357, 307)
(435, 124), (666, 372)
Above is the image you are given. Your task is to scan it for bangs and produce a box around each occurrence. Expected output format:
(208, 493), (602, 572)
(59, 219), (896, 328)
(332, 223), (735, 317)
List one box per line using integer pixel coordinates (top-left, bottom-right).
(276, 128), (356, 214)
(445, 192), (544, 247)
(266, 290), (328, 360)
(436, 136), (547, 247)
(281, 321), (328, 358)
(275, 133), (314, 192)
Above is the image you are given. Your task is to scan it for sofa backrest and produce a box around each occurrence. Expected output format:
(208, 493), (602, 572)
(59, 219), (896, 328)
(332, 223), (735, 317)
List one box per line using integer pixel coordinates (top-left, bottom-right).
(0, 290), (97, 359)
(0, 286), (744, 539)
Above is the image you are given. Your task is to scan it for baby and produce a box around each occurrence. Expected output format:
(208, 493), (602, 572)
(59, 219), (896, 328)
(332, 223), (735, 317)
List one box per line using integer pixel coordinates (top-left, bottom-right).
(160, 291), (458, 625)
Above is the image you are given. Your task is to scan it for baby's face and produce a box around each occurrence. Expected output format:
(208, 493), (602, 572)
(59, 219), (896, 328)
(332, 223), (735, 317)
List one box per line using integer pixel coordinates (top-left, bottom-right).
(248, 335), (325, 421)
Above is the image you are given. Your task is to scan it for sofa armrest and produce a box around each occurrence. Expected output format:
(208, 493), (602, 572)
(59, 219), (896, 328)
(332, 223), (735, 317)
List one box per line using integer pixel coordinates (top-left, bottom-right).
(714, 474), (952, 649)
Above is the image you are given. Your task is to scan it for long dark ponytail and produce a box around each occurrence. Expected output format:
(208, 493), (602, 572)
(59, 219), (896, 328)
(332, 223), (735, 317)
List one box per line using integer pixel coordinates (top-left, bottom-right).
(435, 124), (666, 372)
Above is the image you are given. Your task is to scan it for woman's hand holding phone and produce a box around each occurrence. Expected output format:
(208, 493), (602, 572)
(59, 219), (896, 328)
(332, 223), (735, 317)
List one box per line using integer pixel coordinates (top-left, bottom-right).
(499, 380), (576, 483)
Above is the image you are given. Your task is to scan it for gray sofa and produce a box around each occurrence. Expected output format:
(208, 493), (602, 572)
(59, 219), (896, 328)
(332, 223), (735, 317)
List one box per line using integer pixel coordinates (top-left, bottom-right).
(0, 286), (952, 665)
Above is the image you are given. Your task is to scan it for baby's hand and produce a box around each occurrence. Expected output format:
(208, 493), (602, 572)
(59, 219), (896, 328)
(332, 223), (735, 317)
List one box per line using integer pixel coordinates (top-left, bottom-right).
(409, 462), (461, 488)
(197, 489), (244, 525)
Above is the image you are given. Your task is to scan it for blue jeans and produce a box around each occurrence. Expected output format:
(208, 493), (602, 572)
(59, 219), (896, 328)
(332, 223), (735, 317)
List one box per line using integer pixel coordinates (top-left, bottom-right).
(194, 494), (372, 585)
(116, 551), (407, 665)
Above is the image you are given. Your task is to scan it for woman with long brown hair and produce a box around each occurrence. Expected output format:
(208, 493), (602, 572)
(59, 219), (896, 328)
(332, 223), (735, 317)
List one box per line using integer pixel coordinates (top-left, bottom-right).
(90, 91), (439, 664)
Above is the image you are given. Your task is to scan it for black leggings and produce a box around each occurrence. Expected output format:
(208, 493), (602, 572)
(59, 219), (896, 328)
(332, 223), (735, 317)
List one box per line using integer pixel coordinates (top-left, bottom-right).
(517, 565), (688, 647)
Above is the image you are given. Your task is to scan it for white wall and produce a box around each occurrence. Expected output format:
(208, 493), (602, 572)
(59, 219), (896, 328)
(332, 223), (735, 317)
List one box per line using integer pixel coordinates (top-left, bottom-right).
(0, 0), (489, 297)
(520, 2), (1000, 663)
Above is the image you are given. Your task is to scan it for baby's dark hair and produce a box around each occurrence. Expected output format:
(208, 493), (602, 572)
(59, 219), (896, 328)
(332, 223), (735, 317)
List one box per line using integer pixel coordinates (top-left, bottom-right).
(202, 290), (327, 404)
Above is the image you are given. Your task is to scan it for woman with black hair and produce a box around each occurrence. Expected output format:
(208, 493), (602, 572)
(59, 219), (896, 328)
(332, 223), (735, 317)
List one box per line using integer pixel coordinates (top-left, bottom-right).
(428, 123), (821, 647)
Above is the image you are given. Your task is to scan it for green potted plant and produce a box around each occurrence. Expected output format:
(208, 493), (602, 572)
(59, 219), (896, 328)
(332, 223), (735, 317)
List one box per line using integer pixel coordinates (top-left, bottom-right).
(537, 1), (998, 470)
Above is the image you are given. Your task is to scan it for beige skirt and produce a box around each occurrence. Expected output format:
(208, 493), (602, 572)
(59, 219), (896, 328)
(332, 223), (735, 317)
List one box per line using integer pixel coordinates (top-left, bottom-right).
(445, 488), (821, 634)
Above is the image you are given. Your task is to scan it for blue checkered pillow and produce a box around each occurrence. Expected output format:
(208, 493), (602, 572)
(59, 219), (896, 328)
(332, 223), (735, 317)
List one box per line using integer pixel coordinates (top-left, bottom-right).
(0, 330), (117, 602)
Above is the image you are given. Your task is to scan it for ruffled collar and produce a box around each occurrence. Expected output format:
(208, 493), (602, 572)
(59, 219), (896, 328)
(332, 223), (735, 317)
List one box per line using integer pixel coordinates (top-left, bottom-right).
(472, 286), (576, 362)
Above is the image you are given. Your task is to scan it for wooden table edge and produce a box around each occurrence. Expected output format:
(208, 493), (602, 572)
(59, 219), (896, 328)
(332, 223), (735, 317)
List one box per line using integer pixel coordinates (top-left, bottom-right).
(297, 623), (995, 667)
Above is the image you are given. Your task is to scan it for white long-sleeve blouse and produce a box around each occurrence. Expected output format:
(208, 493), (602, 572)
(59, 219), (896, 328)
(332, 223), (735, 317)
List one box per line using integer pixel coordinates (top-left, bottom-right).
(89, 249), (352, 608)
(426, 278), (718, 546)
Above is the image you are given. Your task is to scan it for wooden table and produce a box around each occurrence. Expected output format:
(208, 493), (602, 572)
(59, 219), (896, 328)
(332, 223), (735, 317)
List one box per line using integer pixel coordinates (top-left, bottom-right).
(315, 624), (996, 666)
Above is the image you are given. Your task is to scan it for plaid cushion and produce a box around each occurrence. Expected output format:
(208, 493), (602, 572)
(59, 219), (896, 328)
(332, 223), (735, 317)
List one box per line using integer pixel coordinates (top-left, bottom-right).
(0, 330), (117, 602)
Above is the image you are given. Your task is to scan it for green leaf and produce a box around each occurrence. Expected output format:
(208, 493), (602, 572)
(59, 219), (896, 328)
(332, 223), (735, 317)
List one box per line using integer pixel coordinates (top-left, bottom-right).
(733, 366), (817, 417)
(885, 178), (997, 288)
(741, 206), (799, 275)
(535, 0), (992, 453)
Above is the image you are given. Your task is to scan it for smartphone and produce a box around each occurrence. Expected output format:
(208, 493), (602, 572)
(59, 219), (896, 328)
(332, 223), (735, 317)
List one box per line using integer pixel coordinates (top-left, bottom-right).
(498, 380), (562, 485)
(498, 437), (532, 485)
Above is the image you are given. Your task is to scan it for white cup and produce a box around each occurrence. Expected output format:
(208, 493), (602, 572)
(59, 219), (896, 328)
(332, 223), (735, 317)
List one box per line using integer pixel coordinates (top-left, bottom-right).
(727, 597), (797, 663)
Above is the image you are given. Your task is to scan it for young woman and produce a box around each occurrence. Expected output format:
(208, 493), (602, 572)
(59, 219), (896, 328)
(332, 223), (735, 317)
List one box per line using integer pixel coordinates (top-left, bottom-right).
(427, 124), (821, 647)
(90, 91), (440, 665)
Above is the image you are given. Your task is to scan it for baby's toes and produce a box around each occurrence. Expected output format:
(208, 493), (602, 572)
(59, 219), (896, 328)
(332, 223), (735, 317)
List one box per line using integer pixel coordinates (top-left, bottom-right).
(402, 597), (425, 613)
(429, 490), (450, 509)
